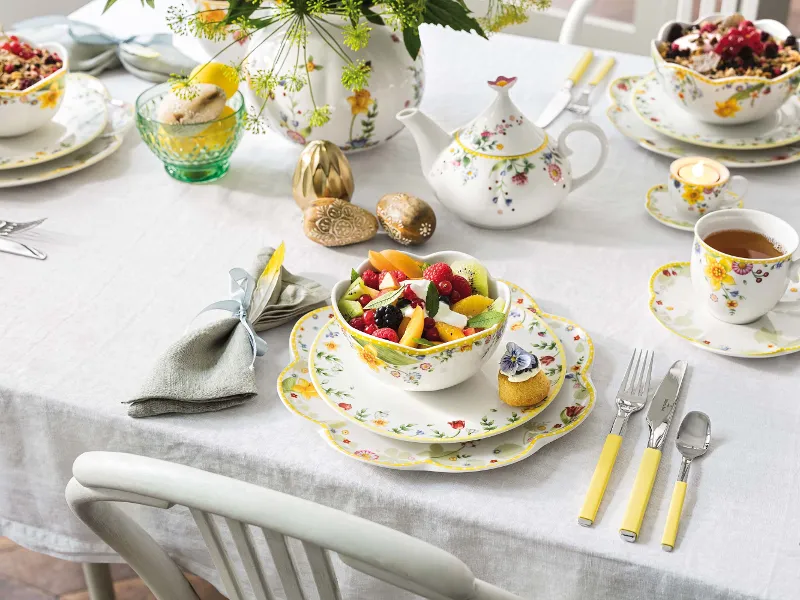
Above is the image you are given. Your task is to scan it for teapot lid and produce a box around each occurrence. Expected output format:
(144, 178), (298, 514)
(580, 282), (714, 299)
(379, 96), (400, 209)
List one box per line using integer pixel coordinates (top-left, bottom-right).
(455, 76), (546, 158)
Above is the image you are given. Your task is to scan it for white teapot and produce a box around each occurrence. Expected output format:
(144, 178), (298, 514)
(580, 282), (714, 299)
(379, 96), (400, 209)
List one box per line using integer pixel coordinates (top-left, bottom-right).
(397, 76), (608, 229)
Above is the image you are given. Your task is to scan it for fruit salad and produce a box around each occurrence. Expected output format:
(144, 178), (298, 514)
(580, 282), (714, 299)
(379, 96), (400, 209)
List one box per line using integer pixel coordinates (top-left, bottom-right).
(0, 36), (64, 91)
(337, 250), (505, 348)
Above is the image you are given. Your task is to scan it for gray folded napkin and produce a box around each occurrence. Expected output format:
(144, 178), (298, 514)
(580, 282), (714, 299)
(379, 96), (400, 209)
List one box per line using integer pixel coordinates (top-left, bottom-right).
(12, 16), (198, 81)
(127, 247), (328, 418)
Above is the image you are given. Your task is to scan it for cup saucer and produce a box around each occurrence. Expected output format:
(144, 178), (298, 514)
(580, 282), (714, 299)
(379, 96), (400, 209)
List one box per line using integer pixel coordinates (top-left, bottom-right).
(645, 184), (743, 232)
(649, 262), (800, 357)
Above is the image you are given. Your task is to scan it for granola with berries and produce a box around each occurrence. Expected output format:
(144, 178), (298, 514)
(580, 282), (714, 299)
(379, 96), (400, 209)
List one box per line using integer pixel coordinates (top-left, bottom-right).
(0, 35), (64, 91)
(658, 13), (800, 79)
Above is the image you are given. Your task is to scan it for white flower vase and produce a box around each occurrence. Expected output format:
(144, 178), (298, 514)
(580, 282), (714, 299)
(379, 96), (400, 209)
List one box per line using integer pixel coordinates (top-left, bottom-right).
(244, 19), (424, 152)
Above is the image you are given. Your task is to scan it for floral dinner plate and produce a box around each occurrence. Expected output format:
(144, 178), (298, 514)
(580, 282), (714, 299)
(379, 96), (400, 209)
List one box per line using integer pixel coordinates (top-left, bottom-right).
(649, 262), (800, 357)
(645, 184), (742, 232)
(0, 74), (108, 170)
(607, 76), (800, 168)
(277, 302), (595, 472)
(308, 284), (566, 444)
(632, 72), (800, 150)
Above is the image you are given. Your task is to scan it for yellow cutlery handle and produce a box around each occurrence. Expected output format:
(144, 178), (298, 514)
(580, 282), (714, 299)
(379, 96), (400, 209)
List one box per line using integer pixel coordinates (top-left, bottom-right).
(568, 50), (594, 84)
(661, 481), (687, 551)
(619, 447), (662, 542)
(589, 57), (616, 86)
(578, 433), (622, 526)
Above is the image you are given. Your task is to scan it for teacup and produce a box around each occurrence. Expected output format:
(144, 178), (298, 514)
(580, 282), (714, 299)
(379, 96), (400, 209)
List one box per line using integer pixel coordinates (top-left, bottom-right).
(670, 158), (747, 220)
(691, 209), (800, 324)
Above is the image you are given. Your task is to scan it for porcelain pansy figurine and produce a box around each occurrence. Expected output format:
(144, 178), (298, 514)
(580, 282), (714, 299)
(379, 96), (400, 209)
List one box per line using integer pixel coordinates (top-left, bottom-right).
(397, 76), (609, 229)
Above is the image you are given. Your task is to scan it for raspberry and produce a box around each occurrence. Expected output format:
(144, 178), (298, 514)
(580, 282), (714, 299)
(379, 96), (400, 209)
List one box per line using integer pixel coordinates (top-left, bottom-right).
(410, 298), (425, 310)
(361, 270), (380, 289)
(358, 294), (372, 307)
(423, 317), (436, 329)
(699, 21), (717, 34)
(437, 280), (452, 295)
(450, 290), (462, 303)
(402, 286), (418, 301)
(3, 64), (13, 73)
(364, 324), (378, 335)
(423, 262), (453, 285)
(363, 309), (376, 326)
(374, 328), (399, 343)
(424, 327), (440, 341)
(450, 275), (472, 299)
(349, 317), (366, 331)
(391, 270), (408, 284)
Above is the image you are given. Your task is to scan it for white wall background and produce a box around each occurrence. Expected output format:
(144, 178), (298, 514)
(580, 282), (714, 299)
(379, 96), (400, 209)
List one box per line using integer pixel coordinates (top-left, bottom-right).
(5, 0), (90, 25)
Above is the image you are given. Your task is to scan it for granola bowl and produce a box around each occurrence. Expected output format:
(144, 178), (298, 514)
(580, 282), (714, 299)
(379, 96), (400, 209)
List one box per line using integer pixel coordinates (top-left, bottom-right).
(0, 38), (68, 137)
(652, 15), (800, 124)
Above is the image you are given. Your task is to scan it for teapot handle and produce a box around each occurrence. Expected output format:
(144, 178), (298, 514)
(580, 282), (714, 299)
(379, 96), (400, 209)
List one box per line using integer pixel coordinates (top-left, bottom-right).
(556, 121), (609, 192)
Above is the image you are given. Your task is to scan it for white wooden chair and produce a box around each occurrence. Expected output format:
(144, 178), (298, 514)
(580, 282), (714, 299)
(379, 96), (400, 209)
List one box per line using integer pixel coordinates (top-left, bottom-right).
(65, 452), (523, 600)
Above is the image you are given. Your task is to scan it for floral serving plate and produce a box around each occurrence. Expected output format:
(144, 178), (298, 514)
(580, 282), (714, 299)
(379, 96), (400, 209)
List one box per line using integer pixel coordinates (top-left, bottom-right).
(309, 283), (565, 443)
(277, 305), (595, 472)
(607, 76), (800, 168)
(0, 74), (108, 170)
(649, 262), (800, 357)
(632, 73), (800, 150)
(645, 184), (742, 232)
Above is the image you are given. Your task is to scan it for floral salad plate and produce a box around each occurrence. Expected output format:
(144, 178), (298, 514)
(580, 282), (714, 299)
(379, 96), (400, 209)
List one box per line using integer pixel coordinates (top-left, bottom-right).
(632, 73), (800, 150)
(607, 76), (800, 168)
(649, 263), (800, 357)
(277, 295), (595, 473)
(0, 74), (108, 170)
(309, 284), (565, 444)
(645, 184), (742, 232)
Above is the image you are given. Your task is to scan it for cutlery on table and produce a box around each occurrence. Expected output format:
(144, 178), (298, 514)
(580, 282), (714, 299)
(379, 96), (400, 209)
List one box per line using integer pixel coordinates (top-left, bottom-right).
(579, 348), (653, 527)
(620, 360), (687, 542)
(0, 217), (46, 237)
(568, 57), (616, 116)
(535, 49), (594, 128)
(0, 238), (47, 260)
(661, 411), (711, 552)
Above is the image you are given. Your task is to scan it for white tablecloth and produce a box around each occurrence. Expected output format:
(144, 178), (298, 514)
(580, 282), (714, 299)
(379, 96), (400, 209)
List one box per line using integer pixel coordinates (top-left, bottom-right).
(1, 3), (799, 599)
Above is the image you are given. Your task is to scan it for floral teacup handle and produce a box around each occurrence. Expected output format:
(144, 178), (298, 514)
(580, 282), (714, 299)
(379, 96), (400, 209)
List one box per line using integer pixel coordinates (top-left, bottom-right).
(721, 175), (749, 209)
(557, 121), (609, 192)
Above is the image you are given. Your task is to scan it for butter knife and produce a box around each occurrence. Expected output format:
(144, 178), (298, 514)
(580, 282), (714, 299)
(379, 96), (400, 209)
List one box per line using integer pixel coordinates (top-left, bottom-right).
(619, 360), (687, 542)
(535, 49), (594, 128)
(0, 238), (47, 260)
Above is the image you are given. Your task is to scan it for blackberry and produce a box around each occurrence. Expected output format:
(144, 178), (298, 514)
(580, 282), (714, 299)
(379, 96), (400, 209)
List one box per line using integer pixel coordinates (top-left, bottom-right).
(375, 305), (403, 330)
(666, 24), (684, 43)
(761, 31), (770, 42)
(678, 48), (691, 58)
(765, 43), (779, 58)
(786, 35), (797, 48)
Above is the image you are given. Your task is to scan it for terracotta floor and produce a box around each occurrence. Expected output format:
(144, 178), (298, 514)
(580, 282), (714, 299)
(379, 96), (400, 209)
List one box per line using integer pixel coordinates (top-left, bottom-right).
(0, 538), (226, 600)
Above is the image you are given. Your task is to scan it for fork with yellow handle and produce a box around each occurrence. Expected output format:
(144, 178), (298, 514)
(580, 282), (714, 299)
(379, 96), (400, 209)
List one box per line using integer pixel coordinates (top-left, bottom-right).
(578, 349), (653, 527)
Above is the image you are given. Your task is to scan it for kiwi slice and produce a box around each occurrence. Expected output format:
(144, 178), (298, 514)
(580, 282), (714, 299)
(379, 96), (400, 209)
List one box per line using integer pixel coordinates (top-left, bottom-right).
(338, 299), (363, 320)
(451, 259), (489, 296)
(488, 297), (505, 313)
(343, 277), (366, 301)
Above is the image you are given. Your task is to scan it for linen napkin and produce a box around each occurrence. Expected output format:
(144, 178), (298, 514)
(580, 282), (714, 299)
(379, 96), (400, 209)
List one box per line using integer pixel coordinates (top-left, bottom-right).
(127, 246), (328, 418)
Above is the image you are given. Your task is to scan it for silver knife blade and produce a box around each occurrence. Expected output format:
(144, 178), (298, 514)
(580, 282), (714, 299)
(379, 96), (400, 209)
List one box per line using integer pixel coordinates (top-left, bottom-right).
(646, 360), (687, 450)
(0, 238), (46, 260)
(535, 86), (573, 128)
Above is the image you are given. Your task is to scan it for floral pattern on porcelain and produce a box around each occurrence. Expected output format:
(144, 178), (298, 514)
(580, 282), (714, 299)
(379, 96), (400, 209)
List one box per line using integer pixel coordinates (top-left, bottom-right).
(607, 75), (800, 168)
(276, 285), (596, 471)
(669, 175), (727, 217)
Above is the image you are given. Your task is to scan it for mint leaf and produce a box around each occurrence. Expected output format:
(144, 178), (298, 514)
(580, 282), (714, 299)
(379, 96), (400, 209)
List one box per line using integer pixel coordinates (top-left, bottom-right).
(467, 310), (506, 328)
(364, 287), (403, 310)
(403, 27), (421, 60)
(350, 268), (359, 283)
(426, 281), (439, 317)
(413, 338), (436, 347)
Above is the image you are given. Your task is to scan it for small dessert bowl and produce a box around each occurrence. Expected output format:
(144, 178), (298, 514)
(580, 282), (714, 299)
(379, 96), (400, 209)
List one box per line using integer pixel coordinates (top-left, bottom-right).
(651, 15), (800, 124)
(135, 82), (246, 183)
(330, 250), (511, 392)
(0, 39), (68, 137)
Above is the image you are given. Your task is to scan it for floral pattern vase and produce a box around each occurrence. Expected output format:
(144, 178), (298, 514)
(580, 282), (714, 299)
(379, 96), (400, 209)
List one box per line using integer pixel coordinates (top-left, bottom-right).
(245, 18), (423, 153)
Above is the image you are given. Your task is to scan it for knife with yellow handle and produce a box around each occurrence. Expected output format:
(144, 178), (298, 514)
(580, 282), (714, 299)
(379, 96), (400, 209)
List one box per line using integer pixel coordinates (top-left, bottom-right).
(620, 360), (687, 542)
(536, 49), (594, 128)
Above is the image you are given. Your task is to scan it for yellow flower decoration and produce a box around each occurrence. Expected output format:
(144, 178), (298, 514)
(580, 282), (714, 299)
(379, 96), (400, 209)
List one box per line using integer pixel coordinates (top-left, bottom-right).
(347, 89), (372, 115)
(356, 344), (384, 371)
(372, 418), (388, 427)
(324, 341), (338, 351)
(38, 85), (62, 110)
(681, 186), (704, 205)
(291, 378), (318, 399)
(726, 299), (738, 309)
(714, 98), (741, 119)
(704, 255), (735, 291)
(676, 70), (686, 81)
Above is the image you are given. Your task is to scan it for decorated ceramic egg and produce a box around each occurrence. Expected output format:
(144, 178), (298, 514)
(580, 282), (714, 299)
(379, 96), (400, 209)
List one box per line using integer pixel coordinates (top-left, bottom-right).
(293, 140), (354, 210)
(375, 192), (436, 246)
(303, 198), (377, 247)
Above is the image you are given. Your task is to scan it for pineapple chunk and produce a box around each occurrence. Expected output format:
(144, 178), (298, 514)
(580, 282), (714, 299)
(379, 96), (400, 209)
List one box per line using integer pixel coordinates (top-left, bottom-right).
(399, 307), (424, 347)
(435, 321), (466, 342)
(451, 295), (494, 318)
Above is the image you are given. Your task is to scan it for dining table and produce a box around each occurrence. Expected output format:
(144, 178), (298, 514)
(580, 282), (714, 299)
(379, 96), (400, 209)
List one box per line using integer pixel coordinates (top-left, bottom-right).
(1, 2), (799, 599)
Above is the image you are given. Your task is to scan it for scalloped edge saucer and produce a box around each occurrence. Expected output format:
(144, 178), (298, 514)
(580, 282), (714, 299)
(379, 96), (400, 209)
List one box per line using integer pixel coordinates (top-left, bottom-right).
(645, 184), (743, 232)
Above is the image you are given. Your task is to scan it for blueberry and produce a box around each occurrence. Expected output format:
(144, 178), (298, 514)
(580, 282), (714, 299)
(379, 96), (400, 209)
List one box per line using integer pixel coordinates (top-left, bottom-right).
(396, 298), (410, 310)
(666, 24), (684, 43)
(761, 31), (770, 42)
(786, 35), (797, 48)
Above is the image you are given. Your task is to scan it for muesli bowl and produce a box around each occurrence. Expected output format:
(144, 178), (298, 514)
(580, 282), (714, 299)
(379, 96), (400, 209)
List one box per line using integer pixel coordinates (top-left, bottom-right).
(651, 15), (800, 124)
(330, 250), (511, 392)
(0, 37), (68, 137)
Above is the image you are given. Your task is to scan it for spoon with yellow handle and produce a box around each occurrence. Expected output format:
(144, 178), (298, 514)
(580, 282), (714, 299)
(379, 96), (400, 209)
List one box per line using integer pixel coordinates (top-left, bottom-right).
(661, 411), (711, 552)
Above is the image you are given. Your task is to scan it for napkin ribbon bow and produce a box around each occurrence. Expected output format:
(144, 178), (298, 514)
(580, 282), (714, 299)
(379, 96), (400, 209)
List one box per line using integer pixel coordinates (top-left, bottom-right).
(201, 268), (268, 367)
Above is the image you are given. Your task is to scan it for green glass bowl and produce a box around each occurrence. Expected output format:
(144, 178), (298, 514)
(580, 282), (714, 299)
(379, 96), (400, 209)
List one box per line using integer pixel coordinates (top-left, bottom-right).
(135, 82), (245, 183)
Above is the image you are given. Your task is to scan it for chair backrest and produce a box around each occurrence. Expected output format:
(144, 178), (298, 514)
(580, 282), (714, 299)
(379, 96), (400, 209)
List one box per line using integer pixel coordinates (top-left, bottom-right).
(66, 452), (522, 600)
(484, 0), (780, 55)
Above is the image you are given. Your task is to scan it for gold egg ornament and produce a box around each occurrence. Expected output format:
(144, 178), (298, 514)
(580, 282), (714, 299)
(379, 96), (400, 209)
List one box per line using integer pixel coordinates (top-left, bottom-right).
(292, 140), (355, 210)
(376, 192), (436, 245)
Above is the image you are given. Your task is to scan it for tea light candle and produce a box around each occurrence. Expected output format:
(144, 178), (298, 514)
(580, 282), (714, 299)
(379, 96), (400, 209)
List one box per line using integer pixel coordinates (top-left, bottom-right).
(675, 158), (721, 185)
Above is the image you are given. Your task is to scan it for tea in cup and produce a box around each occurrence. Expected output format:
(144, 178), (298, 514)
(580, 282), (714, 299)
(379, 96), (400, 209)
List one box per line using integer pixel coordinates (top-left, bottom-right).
(691, 209), (800, 324)
(670, 157), (748, 220)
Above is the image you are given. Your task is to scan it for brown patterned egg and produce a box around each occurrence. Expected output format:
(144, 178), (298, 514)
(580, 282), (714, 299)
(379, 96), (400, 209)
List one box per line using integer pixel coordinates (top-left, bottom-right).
(292, 140), (354, 210)
(376, 193), (436, 246)
(303, 198), (378, 247)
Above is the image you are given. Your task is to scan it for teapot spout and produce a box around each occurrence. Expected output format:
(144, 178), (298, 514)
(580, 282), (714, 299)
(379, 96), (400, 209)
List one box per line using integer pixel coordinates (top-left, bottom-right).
(397, 108), (452, 180)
